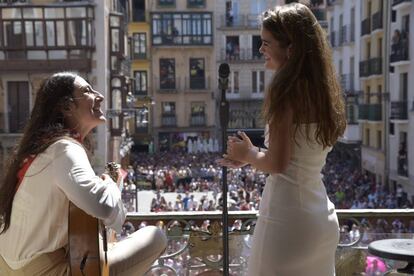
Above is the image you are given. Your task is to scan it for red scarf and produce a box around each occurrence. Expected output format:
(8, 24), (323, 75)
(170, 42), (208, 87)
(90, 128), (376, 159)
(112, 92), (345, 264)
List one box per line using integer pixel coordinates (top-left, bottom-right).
(15, 131), (83, 191)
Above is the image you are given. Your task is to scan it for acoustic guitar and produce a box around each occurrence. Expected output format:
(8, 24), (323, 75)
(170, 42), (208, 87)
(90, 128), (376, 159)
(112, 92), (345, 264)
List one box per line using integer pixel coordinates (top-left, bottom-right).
(68, 162), (120, 276)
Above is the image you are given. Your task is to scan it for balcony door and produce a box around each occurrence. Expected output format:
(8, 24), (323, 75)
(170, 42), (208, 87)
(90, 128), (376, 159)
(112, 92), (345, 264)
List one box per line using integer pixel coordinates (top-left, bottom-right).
(8, 81), (29, 133)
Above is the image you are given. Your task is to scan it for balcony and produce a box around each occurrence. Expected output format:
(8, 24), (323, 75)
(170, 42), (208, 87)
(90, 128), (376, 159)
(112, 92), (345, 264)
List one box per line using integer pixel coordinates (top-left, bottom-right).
(122, 210), (414, 275)
(219, 14), (260, 29)
(135, 126), (149, 134)
(359, 104), (382, 121)
(398, 154), (408, 177)
(161, 114), (177, 127)
(372, 11), (383, 32)
(392, 0), (413, 8)
(311, 8), (326, 22)
(361, 18), (371, 36)
(340, 74), (355, 93)
(151, 13), (213, 46)
(390, 101), (408, 120)
(185, 76), (210, 91)
(187, 0), (205, 8)
(190, 114), (206, 126)
(220, 48), (263, 63)
(359, 60), (370, 77)
(155, 77), (180, 93)
(390, 35), (409, 64)
(0, 3), (95, 72)
(157, 0), (175, 7)
(369, 57), (382, 75)
(329, 31), (337, 47)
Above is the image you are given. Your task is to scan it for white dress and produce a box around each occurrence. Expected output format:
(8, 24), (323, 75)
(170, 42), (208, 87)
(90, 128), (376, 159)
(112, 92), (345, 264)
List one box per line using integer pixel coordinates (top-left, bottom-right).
(247, 124), (339, 276)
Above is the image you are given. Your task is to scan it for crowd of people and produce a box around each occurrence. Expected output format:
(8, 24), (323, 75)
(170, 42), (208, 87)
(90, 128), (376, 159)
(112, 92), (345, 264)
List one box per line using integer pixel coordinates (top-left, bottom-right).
(123, 149), (413, 213)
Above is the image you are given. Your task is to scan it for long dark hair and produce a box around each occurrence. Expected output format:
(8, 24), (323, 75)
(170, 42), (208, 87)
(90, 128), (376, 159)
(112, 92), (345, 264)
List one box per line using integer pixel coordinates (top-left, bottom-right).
(261, 3), (346, 148)
(0, 72), (79, 234)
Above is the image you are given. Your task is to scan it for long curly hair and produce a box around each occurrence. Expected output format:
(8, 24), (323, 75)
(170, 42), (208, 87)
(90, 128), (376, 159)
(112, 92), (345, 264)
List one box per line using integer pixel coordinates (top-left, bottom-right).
(0, 72), (81, 234)
(261, 3), (346, 148)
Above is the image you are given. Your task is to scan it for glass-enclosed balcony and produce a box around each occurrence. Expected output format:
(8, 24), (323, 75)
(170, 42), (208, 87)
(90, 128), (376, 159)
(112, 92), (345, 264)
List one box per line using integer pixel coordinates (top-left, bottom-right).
(120, 210), (414, 275)
(390, 101), (408, 120)
(0, 3), (95, 72)
(151, 13), (213, 46)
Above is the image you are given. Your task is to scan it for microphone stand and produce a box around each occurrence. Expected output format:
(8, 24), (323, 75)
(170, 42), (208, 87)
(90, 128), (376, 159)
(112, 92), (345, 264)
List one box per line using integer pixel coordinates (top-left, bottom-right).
(218, 66), (230, 276)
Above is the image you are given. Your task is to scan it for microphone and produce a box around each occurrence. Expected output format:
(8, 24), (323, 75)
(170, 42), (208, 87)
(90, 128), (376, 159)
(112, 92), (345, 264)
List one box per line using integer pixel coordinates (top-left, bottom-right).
(218, 63), (230, 90)
(218, 62), (230, 275)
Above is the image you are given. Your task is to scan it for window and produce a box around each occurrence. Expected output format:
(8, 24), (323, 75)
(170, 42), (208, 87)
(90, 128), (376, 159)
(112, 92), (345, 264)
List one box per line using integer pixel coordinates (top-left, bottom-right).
(226, 36), (240, 60)
(377, 130), (382, 150)
(132, 0), (146, 22)
(158, 0), (175, 6)
(134, 71), (147, 95)
(189, 58), (205, 89)
(364, 128), (370, 146)
(187, 0), (205, 8)
(400, 73), (408, 101)
(228, 71), (239, 94)
(160, 59), (176, 89)
(132, 33), (147, 59)
(162, 102), (175, 114)
(7, 82), (29, 133)
(190, 102), (205, 125)
(252, 71), (265, 93)
(152, 13), (212, 45)
(252, 35), (262, 59)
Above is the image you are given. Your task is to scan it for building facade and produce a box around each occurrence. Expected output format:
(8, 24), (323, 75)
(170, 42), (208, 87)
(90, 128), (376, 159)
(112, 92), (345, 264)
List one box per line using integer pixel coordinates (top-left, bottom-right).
(0, 0), (129, 177)
(327, 0), (362, 167)
(389, 0), (413, 197)
(148, 0), (216, 152)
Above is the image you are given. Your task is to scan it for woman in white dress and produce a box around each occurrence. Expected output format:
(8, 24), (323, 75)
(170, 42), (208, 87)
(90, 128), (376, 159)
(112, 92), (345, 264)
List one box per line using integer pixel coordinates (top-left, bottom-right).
(218, 3), (346, 276)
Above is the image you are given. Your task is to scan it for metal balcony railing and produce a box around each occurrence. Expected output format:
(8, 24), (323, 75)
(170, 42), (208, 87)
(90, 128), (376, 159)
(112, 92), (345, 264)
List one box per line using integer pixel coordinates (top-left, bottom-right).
(359, 60), (370, 77)
(361, 18), (371, 36)
(372, 11), (383, 31)
(190, 114), (206, 126)
(184, 76), (210, 91)
(121, 210), (414, 275)
(219, 14), (260, 29)
(358, 104), (382, 121)
(340, 74), (355, 92)
(398, 155), (409, 177)
(220, 49), (263, 62)
(161, 114), (177, 127)
(187, 0), (205, 8)
(391, 34), (409, 63)
(155, 77), (180, 93)
(369, 57), (382, 75)
(392, 0), (413, 7)
(390, 101), (408, 120)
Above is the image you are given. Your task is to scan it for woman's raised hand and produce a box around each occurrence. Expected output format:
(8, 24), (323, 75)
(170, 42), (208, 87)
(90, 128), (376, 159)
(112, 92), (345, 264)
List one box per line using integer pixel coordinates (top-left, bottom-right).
(226, 131), (255, 163)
